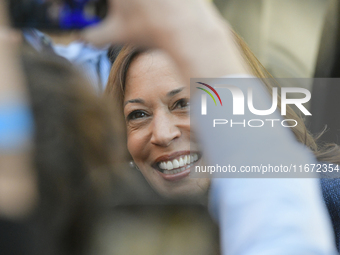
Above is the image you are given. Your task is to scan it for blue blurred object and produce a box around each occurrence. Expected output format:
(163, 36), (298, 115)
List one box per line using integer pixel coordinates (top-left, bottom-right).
(320, 178), (340, 251)
(0, 99), (34, 152)
(8, 0), (106, 30)
(60, 0), (101, 29)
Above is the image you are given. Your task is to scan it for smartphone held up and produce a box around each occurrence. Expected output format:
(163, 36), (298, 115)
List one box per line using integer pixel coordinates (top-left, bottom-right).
(7, 0), (107, 31)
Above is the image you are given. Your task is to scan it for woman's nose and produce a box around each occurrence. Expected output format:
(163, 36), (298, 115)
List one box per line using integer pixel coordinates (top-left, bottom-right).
(150, 112), (181, 147)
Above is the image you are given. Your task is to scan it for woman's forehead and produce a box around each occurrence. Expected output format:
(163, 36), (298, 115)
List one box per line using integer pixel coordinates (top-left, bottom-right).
(125, 51), (183, 97)
(127, 50), (178, 79)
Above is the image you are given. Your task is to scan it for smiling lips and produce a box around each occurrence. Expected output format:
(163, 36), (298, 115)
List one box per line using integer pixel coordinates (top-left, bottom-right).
(154, 152), (200, 181)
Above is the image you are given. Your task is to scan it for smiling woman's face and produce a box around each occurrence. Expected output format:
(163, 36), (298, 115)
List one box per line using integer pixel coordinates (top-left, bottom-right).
(123, 50), (209, 198)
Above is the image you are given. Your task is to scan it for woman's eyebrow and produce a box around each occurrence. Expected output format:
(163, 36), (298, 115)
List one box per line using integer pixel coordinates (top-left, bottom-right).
(124, 98), (145, 107)
(167, 87), (185, 97)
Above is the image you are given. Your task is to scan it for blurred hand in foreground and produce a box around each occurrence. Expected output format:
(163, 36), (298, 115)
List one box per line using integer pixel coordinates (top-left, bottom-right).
(82, 0), (250, 80)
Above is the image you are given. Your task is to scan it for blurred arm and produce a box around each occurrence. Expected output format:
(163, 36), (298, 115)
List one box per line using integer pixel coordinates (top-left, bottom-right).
(0, 1), (37, 219)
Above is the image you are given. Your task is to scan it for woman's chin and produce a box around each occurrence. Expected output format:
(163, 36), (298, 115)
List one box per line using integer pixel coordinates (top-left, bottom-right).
(152, 177), (211, 200)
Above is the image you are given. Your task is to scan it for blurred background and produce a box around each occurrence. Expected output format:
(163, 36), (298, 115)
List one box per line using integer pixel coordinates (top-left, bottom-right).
(214, 0), (340, 145)
(215, 0), (330, 78)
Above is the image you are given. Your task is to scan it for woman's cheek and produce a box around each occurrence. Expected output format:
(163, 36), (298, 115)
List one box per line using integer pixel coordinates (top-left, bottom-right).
(127, 133), (147, 162)
(127, 136), (138, 159)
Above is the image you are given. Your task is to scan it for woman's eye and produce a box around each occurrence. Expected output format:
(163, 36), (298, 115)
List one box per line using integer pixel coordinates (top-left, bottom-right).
(127, 110), (148, 121)
(173, 98), (190, 110)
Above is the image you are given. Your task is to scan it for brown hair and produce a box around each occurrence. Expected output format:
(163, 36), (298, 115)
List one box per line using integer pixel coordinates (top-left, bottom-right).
(23, 51), (115, 255)
(105, 34), (340, 165)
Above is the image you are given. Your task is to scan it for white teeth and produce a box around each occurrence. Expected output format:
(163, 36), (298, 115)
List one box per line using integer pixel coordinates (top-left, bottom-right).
(166, 161), (173, 170)
(162, 161), (199, 175)
(173, 159), (179, 168)
(183, 155), (188, 165)
(159, 154), (200, 171)
(179, 158), (184, 167)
